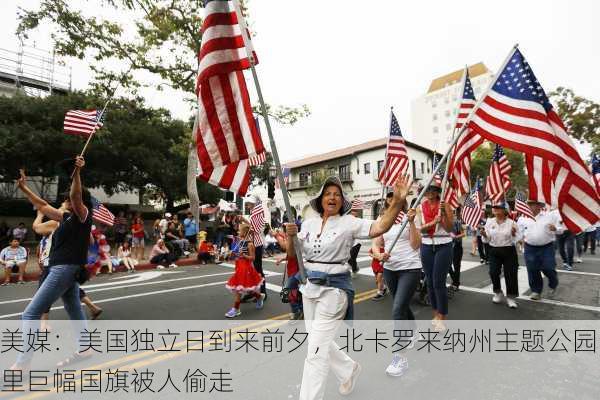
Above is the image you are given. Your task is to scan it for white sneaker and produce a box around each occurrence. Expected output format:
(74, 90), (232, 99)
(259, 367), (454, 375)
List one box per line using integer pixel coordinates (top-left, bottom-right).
(339, 362), (361, 395)
(530, 292), (541, 300)
(385, 354), (408, 377)
(506, 298), (518, 309)
(575, 258), (582, 263)
(156, 265), (165, 269)
(492, 291), (505, 304)
(169, 263), (178, 268)
(183, 251), (191, 256)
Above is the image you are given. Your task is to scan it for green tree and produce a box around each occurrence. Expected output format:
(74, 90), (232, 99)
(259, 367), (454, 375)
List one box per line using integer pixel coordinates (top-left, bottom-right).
(17, 0), (310, 216)
(549, 87), (600, 154)
(470, 142), (527, 199)
(0, 92), (221, 208)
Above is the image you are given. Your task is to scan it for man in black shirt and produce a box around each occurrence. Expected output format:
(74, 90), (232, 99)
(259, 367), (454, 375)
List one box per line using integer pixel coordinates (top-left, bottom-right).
(12, 156), (93, 369)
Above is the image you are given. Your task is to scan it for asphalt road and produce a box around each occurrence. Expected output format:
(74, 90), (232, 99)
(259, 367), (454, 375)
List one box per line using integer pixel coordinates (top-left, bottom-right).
(1, 244), (598, 321)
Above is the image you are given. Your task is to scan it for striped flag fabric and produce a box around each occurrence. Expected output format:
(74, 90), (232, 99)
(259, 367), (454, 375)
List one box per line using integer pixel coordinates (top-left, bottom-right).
(461, 180), (484, 229)
(468, 47), (600, 233)
(275, 167), (290, 190)
(197, 159), (250, 196)
(524, 155), (557, 206)
(432, 153), (443, 186)
(250, 202), (265, 247)
(351, 199), (364, 210)
(90, 196), (115, 227)
(448, 69), (484, 196)
(486, 144), (512, 202)
(592, 154), (600, 195)
(379, 111), (409, 186)
(195, 0), (265, 177)
(444, 186), (460, 209)
(394, 211), (406, 225)
(515, 192), (535, 220)
(248, 152), (267, 166)
(64, 109), (104, 137)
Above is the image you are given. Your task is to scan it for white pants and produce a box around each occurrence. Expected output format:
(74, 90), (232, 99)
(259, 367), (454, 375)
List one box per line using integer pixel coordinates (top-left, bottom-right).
(299, 288), (355, 400)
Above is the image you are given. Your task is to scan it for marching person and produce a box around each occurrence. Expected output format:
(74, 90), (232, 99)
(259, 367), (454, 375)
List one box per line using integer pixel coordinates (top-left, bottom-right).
(12, 157), (93, 370)
(450, 207), (465, 291)
(243, 195), (267, 300)
(415, 181), (454, 331)
(285, 173), (411, 400)
(481, 202), (519, 308)
(371, 195), (421, 377)
(517, 200), (564, 300)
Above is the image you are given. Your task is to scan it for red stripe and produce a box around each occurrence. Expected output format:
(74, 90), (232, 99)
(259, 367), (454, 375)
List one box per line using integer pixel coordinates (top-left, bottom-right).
(199, 36), (247, 60)
(202, 12), (239, 32)
(236, 71), (264, 155)
(197, 60), (252, 89)
(220, 73), (248, 159)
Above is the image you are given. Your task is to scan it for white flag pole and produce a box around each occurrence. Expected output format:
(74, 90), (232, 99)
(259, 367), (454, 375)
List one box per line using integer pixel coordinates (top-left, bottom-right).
(385, 44), (519, 254)
(232, 0), (307, 282)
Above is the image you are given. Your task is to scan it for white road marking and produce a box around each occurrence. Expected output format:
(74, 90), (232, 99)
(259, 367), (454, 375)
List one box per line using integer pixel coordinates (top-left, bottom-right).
(0, 271), (234, 306)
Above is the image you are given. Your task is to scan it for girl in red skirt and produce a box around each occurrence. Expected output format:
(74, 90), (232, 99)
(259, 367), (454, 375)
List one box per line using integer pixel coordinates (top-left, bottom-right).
(225, 223), (265, 318)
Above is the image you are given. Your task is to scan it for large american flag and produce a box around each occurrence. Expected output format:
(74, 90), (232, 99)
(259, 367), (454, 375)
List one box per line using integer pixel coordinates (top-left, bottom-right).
(64, 109), (104, 137)
(592, 154), (600, 196)
(250, 202), (265, 247)
(197, 159), (250, 196)
(486, 144), (512, 202)
(448, 69), (483, 196)
(379, 111), (408, 186)
(432, 153), (443, 186)
(91, 196), (115, 227)
(515, 192), (535, 220)
(468, 47), (600, 233)
(248, 152), (267, 166)
(195, 0), (265, 178)
(461, 179), (484, 229)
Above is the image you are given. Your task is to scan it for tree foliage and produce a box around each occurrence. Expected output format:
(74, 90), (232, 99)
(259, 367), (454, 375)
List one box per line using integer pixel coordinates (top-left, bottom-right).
(549, 87), (600, 155)
(0, 92), (222, 208)
(470, 142), (527, 199)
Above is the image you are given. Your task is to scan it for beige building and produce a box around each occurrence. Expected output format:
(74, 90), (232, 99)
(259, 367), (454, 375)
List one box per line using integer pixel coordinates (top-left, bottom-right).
(410, 63), (494, 153)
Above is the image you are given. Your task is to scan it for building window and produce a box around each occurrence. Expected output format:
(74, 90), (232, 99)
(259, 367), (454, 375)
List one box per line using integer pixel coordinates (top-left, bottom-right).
(311, 170), (320, 184)
(421, 162), (425, 174)
(377, 160), (384, 178)
(433, 127), (439, 134)
(299, 172), (309, 187)
(432, 113), (438, 121)
(412, 160), (417, 179)
(339, 164), (351, 181)
(327, 167), (336, 177)
(363, 162), (371, 175)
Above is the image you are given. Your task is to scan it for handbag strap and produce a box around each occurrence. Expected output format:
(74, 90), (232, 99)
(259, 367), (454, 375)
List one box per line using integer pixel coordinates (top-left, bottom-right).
(280, 257), (288, 287)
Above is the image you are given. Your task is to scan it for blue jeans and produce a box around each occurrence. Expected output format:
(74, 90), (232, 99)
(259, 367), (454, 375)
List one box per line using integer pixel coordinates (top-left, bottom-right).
(420, 243), (452, 315)
(285, 273), (303, 313)
(524, 243), (558, 294)
(17, 264), (87, 365)
(383, 268), (420, 333)
(557, 231), (574, 266)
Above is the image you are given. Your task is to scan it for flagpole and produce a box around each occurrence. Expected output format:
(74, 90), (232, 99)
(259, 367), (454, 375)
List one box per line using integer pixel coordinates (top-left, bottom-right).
(232, 0), (307, 282)
(385, 44), (519, 254)
(377, 107), (393, 217)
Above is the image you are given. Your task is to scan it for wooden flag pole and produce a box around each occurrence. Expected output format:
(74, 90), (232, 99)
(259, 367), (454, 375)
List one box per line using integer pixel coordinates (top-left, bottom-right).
(233, 0), (307, 282)
(385, 44), (519, 255)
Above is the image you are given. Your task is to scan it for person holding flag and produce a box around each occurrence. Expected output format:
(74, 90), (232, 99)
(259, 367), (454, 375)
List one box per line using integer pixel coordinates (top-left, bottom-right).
(481, 202), (519, 308)
(11, 156), (94, 370)
(415, 180), (454, 331)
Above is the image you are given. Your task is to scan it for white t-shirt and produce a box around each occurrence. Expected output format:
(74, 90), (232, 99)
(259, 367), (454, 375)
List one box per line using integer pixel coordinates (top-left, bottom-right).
(484, 218), (517, 248)
(381, 219), (421, 271)
(517, 210), (564, 246)
(298, 214), (372, 298)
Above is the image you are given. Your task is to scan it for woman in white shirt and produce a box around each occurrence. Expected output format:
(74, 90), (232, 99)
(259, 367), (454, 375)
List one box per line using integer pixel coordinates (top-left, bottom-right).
(482, 203), (519, 308)
(286, 174), (412, 400)
(372, 195), (421, 377)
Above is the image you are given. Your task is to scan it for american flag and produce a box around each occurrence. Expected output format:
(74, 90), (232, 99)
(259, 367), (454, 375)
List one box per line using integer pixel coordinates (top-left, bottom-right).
(379, 111), (409, 186)
(461, 179), (484, 229)
(394, 211), (406, 225)
(250, 202), (265, 247)
(351, 199), (364, 210)
(248, 152), (267, 166)
(196, 159), (250, 196)
(468, 47), (600, 233)
(448, 69), (483, 196)
(432, 153), (443, 186)
(195, 0), (265, 178)
(486, 144), (512, 202)
(275, 167), (290, 190)
(64, 109), (104, 137)
(91, 196), (115, 227)
(515, 192), (535, 220)
(592, 154), (600, 195)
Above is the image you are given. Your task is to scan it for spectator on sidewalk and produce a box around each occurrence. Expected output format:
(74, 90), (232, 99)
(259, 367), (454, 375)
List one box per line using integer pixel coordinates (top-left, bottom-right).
(165, 222), (190, 256)
(131, 216), (146, 261)
(117, 241), (138, 273)
(113, 211), (129, 246)
(184, 211), (199, 252)
(150, 239), (177, 268)
(1, 238), (27, 285)
(159, 213), (172, 237)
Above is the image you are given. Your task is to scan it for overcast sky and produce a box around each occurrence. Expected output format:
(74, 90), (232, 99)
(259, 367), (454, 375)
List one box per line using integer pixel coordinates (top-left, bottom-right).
(1, 0), (598, 163)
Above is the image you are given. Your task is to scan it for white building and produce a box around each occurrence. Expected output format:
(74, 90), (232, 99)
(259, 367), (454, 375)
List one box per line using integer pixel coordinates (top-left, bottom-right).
(410, 63), (494, 153)
(273, 138), (435, 220)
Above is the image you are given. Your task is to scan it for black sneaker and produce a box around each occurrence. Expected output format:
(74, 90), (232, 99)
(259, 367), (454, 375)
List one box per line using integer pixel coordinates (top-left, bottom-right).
(372, 292), (385, 301)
